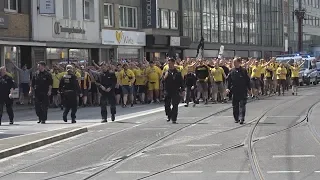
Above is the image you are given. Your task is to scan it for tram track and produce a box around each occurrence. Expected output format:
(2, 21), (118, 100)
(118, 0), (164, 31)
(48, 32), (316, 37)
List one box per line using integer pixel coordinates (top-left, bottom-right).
(0, 88), (317, 180)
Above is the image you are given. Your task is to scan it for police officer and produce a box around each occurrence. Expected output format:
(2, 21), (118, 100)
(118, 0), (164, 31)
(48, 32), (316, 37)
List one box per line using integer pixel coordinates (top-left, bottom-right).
(226, 58), (251, 124)
(30, 61), (53, 124)
(0, 66), (15, 125)
(59, 65), (81, 123)
(163, 58), (185, 124)
(96, 64), (117, 123)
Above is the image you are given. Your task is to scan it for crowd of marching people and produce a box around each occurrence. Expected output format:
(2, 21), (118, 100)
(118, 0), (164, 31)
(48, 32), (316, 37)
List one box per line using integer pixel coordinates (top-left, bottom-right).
(0, 56), (304, 125)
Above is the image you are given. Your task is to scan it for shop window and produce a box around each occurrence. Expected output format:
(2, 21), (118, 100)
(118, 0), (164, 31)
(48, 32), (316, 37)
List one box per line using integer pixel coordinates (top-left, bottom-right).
(104, 3), (113, 27)
(83, 0), (94, 21)
(161, 9), (169, 28)
(119, 5), (137, 29)
(170, 10), (178, 29)
(4, 0), (18, 12)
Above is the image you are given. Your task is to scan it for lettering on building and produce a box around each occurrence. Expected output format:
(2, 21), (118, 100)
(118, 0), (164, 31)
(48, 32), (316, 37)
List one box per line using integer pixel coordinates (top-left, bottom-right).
(54, 22), (86, 35)
(146, 0), (152, 26)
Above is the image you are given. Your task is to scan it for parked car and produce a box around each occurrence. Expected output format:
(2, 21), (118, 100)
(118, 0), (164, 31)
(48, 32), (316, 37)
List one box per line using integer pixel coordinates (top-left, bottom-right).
(300, 59), (318, 86)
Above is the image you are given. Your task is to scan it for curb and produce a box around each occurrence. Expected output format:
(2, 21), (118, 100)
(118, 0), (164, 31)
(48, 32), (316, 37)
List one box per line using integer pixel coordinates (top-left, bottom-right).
(0, 127), (88, 159)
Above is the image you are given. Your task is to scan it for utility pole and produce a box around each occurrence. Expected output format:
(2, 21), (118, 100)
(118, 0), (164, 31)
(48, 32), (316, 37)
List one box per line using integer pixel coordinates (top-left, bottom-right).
(294, 0), (305, 53)
(200, 0), (204, 58)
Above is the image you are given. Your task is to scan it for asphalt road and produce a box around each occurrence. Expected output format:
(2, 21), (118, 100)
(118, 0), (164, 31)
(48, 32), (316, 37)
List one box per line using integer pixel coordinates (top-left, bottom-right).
(0, 86), (320, 180)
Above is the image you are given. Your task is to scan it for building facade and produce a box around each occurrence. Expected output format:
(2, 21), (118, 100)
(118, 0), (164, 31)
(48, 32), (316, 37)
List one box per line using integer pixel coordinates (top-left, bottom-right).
(0, 0), (43, 78)
(100, 0), (146, 61)
(182, 0), (285, 58)
(31, 0), (101, 66)
(287, 0), (320, 55)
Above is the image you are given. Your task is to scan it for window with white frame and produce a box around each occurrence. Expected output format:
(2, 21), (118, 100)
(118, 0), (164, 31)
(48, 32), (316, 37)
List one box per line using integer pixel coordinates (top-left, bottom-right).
(4, 0), (18, 12)
(161, 9), (169, 28)
(170, 10), (178, 29)
(63, 0), (69, 18)
(83, 0), (94, 21)
(119, 5), (137, 29)
(104, 3), (113, 27)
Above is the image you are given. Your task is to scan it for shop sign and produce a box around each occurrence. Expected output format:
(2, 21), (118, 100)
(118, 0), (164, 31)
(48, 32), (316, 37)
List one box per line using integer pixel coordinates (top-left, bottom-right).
(170, 37), (180, 46)
(102, 30), (146, 46)
(39, 0), (55, 14)
(141, 0), (158, 28)
(0, 15), (9, 29)
(53, 22), (86, 35)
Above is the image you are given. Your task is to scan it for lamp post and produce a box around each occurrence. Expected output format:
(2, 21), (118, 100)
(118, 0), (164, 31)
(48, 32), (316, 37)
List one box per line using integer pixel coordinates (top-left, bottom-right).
(294, 0), (305, 53)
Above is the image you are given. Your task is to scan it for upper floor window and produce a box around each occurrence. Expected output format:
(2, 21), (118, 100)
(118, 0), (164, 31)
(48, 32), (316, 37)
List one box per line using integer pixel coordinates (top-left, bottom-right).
(4, 0), (18, 12)
(157, 8), (160, 28)
(119, 5), (137, 29)
(104, 3), (113, 27)
(83, 0), (94, 21)
(63, 0), (69, 19)
(161, 9), (169, 28)
(170, 10), (178, 29)
(71, 0), (77, 20)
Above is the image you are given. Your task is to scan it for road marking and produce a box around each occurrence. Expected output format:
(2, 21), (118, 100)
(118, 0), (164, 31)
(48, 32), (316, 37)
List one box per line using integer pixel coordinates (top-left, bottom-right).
(273, 155), (315, 158)
(116, 171), (150, 174)
(186, 144), (222, 147)
(314, 171), (320, 173)
(216, 171), (249, 174)
(171, 171), (203, 174)
(141, 128), (168, 130)
(267, 171), (300, 174)
(267, 116), (300, 118)
(157, 153), (187, 156)
(18, 172), (47, 174)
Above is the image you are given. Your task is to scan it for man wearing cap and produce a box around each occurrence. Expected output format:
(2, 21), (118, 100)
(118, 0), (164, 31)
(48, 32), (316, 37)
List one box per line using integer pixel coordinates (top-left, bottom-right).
(59, 65), (81, 123)
(30, 61), (53, 124)
(163, 58), (185, 124)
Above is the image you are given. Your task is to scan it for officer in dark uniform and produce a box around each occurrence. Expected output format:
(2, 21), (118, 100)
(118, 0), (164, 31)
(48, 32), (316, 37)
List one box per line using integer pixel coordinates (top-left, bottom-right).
(163, 58), (185, 124)
(96, 64), (117, 123)
(226, 58), (251, 124)
(30, 61), (53, 124)
(0, 66), (15, 125)
(59, 65), (81, 123)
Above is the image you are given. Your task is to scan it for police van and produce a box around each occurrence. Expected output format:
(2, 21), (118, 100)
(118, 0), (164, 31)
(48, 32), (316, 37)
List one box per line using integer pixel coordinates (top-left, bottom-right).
(300, 55), (318, 85)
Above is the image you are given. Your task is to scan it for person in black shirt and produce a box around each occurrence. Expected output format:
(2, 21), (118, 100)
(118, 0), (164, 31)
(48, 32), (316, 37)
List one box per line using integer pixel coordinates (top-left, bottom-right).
(226, 58), (251, 124)
(195, 61), (210, 104)
(0, 66), (15, 125)
(163, 58), (185, 124)
(59, 65), (81, 123)
(184, 67), (197, 107)
(93, 64), (117, 123)
(30, 61), (53, 124)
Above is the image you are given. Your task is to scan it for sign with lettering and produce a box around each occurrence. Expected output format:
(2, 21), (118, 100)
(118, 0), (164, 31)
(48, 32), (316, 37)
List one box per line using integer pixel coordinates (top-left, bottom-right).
(102, 30), (146, 46)
(39, 0), (55, 14)
(0, 15), (8, 29)
(53, 22), (86, 35)
(141, 0), (158, 28)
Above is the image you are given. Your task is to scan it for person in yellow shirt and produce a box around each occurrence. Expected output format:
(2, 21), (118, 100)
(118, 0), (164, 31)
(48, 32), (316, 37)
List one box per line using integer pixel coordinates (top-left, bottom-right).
(119, 64), (135, 107)
(79, 66), (91, 107)
(264, 63), (275, 96)
(146, 61), (162, 103)
(211, 62), (226, 103)
(250, 60), (262, 98)
(134, 64), (147, 103)
(290, 63), (300, 95)
(51, 67), (61, 108)
(276, 63), (287, 96)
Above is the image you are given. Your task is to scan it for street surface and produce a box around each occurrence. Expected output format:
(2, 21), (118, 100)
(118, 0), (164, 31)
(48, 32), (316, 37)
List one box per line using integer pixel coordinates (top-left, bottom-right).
(0, 86), (320, 180)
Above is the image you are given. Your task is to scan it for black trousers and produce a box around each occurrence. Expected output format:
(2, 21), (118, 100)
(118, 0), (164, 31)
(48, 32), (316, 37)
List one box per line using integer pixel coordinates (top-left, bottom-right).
(100, 92), (116, 120)
(232, 98), (247, 122)
(63, 91), (78, 120)
(185, 87), (196, 104)
(34, 93), (49, 122)
(164, 93), (180, 122)
(0, 97), (14, 122)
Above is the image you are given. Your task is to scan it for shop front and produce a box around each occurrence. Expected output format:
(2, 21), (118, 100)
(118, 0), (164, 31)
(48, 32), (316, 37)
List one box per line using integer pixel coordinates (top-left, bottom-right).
(101, 30), (146, 62)
(144, 35), (191, 61)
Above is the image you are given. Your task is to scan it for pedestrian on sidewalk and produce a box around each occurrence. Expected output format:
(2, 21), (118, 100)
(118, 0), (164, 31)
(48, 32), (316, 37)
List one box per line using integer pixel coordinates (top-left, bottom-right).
(226, 58), (251, 125)
(0, 66), (15, 125)
(59, 65), (81, 123)
(163, 58), (185, 124)
(30, 61), (53, 124)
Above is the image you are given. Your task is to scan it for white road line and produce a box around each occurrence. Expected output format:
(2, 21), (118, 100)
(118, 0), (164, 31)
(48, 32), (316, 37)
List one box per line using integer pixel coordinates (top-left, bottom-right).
(267, 171), (300, 174)
(314, 171), (320, 173)
(171, 171), (203, 174)
(273, 155), (315, 158)
(17, 172), (47, 174)
(186, 144), (222, 147)
(216, 171), (249, 174)
(116, 171), (150, 174)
